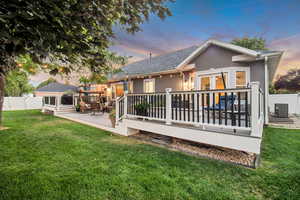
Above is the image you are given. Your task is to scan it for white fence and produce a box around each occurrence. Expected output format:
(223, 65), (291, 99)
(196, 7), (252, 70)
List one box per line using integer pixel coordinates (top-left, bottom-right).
(269, 94), (300, 115)
(3, 97), (43, 111)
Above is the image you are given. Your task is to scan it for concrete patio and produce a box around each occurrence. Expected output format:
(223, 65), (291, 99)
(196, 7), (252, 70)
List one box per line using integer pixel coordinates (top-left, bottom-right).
(55, 112), (121, 134)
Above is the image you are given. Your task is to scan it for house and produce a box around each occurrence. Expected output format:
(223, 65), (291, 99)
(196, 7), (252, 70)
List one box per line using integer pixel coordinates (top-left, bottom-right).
(108, 39), (283, 124)
(50, 39), (283, 163)
(101, 39), (283, 160)
(36, 82), (77, 113)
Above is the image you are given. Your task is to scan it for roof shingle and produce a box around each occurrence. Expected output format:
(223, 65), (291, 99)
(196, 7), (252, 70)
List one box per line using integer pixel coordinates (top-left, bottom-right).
(111, 45), (199, 80)
(36, 82), (77, 92)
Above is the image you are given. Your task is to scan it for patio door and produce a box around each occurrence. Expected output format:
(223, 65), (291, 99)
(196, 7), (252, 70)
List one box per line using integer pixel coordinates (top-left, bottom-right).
(199, 73), (227, 90)
(199, 73), (228, 104)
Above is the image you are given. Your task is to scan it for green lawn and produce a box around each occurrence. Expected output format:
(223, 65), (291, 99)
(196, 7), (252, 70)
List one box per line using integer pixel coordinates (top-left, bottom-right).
(0, 110), (299, 200)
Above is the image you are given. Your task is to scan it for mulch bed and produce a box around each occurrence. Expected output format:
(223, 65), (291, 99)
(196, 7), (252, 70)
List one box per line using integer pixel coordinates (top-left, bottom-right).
(131, 131), (256, 168)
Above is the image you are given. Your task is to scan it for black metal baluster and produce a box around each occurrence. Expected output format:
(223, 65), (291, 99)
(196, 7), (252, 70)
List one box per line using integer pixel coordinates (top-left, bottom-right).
(202, 93), (205, 123)
(225, 93), (228, 125)
(183, 94), (186, 121)
(197, 93), (199, 123)
(192, 94), (195, 122)
(213, 93), (215, 124)
(179, 94), (182, 121)
(231, 92), (235, 126)
(155, 95), (159, 118)
(171, 94), (174, 120)
(160, 94), (163, 118)
(146, 95), (150, 117)
(207, 93), (210, 124)
(164, 94), (166, 119)
(238, 92), (241, 127)
(218, 93), (222, 125)
(175, 94), (178, 120)
(245, 92), (248, 127)
(187, 94), (190, 122)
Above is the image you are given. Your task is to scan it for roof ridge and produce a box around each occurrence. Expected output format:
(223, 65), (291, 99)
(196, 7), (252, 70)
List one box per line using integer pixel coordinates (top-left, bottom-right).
(124, 45), (199, 67)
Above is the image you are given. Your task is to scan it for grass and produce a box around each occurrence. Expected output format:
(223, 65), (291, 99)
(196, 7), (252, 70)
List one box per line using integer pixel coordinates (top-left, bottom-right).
(0, 110), (299, 200)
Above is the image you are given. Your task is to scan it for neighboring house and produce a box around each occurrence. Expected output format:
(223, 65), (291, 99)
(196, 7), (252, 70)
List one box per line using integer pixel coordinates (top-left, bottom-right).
(36, 82), (78, 113)
(108, 39), (283, 124)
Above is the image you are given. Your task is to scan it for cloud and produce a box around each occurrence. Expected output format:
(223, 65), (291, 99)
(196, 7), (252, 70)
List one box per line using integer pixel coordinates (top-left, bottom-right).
(269, 34), (300, 76)
(112, 26), (202, 57)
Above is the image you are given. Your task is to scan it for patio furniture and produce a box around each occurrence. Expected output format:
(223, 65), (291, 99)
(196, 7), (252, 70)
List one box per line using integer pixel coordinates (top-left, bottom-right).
(79, 101), (91, 113)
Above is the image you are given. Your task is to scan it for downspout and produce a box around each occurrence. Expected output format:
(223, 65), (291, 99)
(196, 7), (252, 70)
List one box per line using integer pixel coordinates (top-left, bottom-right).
(264, 56), (269, 124)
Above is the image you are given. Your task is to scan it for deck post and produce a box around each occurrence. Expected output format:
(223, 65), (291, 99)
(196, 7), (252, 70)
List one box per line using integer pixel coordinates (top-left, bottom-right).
(165, 88), (172, 125)
(115, 96), (120, 125)
(124, 91), (128, 118)
(56, 96), (61, 111)
(250, 82), (260, 137)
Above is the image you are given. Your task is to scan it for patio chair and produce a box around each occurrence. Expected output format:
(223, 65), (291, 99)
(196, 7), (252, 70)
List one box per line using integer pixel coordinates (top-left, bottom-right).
(79, 100), (91, 113)
(206, 95), (236, 111)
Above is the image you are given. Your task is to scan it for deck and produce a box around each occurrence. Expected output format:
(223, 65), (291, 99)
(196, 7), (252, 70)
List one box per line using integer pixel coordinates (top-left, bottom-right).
(55, 112), (122, 134)
(43, 82), (264, 155)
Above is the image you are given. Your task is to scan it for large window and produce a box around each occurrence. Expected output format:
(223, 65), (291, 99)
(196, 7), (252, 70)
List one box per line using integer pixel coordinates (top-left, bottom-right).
(115, 84), (124, 97)
(200, 76), (210, 90)
(236, 71), (247, 88)
(144, 78), (155, 93)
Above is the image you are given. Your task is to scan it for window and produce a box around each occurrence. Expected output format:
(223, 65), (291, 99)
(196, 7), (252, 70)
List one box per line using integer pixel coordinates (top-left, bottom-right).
(115, 84), (124, 97)
(200, 76), (210, 90)
(215, 73), (227, 90)
(144, 79), (155, 93)
(236, 71), (246, 88)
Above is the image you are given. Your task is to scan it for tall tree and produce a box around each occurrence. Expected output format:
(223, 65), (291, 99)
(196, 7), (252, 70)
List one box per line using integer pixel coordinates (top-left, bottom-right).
(4, 70), (34, 97)
(231, 37), (268, 51)
(36, 78), (57, 89)
(274, 69), (300, 92)
(0, 0), (172, 125)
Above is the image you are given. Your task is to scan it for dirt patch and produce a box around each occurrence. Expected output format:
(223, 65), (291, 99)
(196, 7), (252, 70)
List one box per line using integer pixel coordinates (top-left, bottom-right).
(0, 126), (10, 131)
(33, 119), (74, 128)
(131, 132), (256, 168)
(101, 135), (142, 145)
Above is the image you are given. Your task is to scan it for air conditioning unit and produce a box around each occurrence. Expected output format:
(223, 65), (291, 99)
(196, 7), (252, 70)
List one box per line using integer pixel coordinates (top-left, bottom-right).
(274, 104), (288, 118)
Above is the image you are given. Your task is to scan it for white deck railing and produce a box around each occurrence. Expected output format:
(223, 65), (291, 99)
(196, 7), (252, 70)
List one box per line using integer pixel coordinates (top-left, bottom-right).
(116, 82), (264, 138)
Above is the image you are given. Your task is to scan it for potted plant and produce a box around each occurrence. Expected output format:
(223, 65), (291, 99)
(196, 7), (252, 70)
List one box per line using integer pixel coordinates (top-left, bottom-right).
(75, 104), (80, 112)
(109, 109), (116, 128)
(134, 102), (150, 116)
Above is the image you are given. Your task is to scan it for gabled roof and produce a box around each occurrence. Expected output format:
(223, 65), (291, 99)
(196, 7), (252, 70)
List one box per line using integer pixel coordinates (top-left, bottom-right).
(36, 82), (77, 93)
(110, 45), (199, 80)
(110, 39), (283, 81)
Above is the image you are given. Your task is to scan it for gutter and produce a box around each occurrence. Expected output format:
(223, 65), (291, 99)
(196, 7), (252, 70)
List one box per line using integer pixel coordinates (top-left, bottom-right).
(264, 56), (269, 124)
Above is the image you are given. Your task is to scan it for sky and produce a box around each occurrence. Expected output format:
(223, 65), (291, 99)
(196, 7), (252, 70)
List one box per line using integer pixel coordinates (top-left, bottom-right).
(31, 0), (300, 85)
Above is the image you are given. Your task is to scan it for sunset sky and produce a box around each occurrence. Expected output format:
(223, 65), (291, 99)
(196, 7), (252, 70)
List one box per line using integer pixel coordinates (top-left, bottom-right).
(31, 0), (300, 85)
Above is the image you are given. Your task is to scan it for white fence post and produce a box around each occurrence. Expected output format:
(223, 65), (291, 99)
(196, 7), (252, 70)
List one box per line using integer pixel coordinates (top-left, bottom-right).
(165, 88), (172, 125)
(56, 96), (61, 111)
(250, 82), (260, 137)
(124, 91), (128, 117)
(115, 97), (120, 125)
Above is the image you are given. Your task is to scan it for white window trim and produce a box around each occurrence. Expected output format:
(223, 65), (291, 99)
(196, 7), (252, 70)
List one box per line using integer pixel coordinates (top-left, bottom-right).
(143, 78), (155, 93)
(195, 66), (250, 90)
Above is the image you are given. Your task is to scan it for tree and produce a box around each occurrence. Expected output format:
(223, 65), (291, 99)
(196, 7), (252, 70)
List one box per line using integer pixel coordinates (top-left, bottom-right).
(0, 0), (173, 125)
(274, 69), (300, 92)
(231, 37), (268, 51)
(4, 70), (34, 96)
(36, 78), (57, 89)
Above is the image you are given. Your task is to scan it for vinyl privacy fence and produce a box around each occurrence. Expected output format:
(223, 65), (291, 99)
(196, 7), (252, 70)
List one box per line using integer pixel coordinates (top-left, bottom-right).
(269, 94), (300, 115)
(3, 97), (43, 111)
